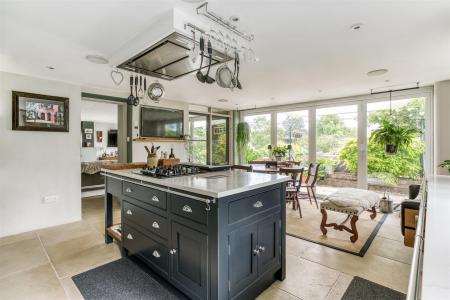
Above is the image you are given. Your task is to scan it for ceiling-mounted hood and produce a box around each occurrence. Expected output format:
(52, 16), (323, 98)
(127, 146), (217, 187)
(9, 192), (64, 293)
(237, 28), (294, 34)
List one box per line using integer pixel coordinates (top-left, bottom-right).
(110, 9), (232, 81)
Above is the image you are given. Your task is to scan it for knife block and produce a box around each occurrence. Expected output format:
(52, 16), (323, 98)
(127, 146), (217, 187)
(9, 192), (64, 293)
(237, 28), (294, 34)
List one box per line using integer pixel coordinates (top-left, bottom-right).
(147, 154), (158, 168)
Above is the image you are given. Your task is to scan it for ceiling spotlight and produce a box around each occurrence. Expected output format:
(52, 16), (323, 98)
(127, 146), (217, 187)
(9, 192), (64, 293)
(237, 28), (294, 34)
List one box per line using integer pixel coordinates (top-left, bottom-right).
(367, 69), (389, 77)
(218, 99), (228, 103)
(350, 23), (363, 31)
(229, 15), (239, 22)
(46, 66), (55, 70)
(85, 54), (109, 64)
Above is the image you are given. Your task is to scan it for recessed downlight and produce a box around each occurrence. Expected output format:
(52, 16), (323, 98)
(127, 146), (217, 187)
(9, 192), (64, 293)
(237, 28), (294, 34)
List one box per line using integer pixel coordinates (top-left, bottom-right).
(218, 99), (228, 103)
(85, 54), (109, 64)
(229, 15), (239, 22)
(367, 69), (389, 77)
(350, 23), (363, 31)
(46, 66), (55, 70)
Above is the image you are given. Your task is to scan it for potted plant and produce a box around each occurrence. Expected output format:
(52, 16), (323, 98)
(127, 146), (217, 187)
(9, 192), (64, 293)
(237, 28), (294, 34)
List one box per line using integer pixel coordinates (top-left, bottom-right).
(369, 119), (420, 154)
(272, 145), (288, 161)
(438, 160), (450, 174)
(236, 122), (250, 164)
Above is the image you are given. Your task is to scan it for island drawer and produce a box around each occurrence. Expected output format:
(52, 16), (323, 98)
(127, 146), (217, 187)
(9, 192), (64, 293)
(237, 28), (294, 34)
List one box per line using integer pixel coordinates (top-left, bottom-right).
(228, 188), (280, 224)
(170, 194), (207, 225)
(122, 181), (167, 210)
(123, 223), (169, 276)
(123, 201), (168, 239)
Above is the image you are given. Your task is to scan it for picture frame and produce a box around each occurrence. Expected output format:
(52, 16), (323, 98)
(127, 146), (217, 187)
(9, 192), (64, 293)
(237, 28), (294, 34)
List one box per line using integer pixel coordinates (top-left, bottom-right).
(84, 128), (93, 134)
(85, 133), (92, 140)
(12, 91), (69, 132)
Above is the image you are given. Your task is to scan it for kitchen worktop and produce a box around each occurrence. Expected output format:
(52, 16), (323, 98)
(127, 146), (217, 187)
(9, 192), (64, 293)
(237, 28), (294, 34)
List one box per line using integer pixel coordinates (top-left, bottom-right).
(102, 168), (289, 198)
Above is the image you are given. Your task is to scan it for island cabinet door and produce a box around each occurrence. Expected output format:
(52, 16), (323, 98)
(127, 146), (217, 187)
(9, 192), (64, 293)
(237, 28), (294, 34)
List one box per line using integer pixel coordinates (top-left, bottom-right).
(257, 213), (280, 275)
(170, 222), (208, 300)
(228, 222), (258, 298)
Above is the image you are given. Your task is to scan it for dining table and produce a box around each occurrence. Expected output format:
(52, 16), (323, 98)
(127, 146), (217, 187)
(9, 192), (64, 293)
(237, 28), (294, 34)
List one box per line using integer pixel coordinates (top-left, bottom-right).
(251, 164), (304, 174)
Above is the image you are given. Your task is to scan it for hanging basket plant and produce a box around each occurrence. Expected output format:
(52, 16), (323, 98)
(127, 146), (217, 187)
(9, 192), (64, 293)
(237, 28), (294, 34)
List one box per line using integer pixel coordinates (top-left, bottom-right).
(369, 118), (420, 155)
(236, 122), (250, 164)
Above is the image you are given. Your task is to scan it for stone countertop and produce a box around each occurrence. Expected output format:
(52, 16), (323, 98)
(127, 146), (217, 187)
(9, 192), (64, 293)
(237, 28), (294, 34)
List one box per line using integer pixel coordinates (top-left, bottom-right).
(102, 169), (289, 198)
(422, 176), (450, 299)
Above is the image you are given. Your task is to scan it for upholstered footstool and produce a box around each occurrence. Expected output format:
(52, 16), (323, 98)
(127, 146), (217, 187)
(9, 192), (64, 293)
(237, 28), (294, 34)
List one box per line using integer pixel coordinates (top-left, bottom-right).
(319, 188), (380, 243)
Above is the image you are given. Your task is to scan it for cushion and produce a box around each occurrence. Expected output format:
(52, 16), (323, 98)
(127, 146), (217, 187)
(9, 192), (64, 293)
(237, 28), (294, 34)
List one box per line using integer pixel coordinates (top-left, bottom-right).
(320, 188), (380, 216)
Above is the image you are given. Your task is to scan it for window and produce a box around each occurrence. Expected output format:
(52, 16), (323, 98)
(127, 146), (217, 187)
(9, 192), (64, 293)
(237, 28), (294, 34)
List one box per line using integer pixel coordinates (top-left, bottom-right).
(316, 105), (358, 188)
(188, 113), (208, 165)
(244, 114), (271, 162)
(212, 116), (229, 165)
(277, 110), (309, 162)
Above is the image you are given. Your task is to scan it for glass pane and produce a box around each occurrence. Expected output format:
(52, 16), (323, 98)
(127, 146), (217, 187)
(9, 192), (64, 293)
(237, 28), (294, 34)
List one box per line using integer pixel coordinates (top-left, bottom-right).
(316, 105), (358, 191)
(367, 97), (425, 199)
(277, 110), (309, 162)
(244, 114), (271, 162)
(188, 113), (207, 164)
(212, 116), (229, 165)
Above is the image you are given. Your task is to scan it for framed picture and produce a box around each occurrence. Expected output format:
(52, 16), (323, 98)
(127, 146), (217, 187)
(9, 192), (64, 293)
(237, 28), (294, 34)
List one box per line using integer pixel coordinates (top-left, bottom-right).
(96, 131), (103, 143)
(85, 133), (92, 140)
(12, 91), (69, 132)
(84, 128), (93, 134)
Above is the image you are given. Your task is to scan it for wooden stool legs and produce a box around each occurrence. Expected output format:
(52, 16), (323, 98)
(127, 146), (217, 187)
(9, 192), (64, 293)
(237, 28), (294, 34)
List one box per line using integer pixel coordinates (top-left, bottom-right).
(320, 208), (360, 243)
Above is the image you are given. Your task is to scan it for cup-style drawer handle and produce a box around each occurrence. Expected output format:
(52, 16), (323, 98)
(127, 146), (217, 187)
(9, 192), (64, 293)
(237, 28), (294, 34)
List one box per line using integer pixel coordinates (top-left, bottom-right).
(151, 195), (160, 202)
(125, 187), (132, 193)
(127, 233), (133, 240)
(152, 250), (161, 258)
(152, 221), (160, 229)
(253, 201), (263, 208)
(126, 209), (133, 215)
(182, 205), (193, 213)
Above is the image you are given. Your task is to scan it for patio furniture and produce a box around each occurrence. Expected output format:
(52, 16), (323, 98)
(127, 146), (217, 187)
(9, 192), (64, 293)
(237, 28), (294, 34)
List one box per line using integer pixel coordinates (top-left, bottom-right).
(280, 167), (305, 218)
(320, 188), (380, 242)
(231, 165), (253, 172)
(301, 163), (320, 209)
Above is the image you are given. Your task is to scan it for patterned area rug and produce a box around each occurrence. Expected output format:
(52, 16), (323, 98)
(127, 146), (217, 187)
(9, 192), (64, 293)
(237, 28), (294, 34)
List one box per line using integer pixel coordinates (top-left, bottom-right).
(286, 199), (387, 256)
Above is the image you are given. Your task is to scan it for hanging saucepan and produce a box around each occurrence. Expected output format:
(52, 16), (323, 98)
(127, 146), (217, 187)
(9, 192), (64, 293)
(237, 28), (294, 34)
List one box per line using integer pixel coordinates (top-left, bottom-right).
(215, 63), (233, 88)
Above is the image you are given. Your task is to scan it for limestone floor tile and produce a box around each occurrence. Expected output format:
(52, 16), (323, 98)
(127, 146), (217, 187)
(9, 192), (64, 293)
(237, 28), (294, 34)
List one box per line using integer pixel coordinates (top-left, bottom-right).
(383, 212), (402, 227)
(325, 273), (353, 300)
(0, 231), (37, 247)
(0, 263), (67, 300)
(274, 254), (340, 300)
(367, 236), (413, 265)
(257, 286), (301, 300)
(37, 221), (96, 246)
(50, 241), (121, 278)
(0, 235), (49, 278)
(60, 277), (84, 300)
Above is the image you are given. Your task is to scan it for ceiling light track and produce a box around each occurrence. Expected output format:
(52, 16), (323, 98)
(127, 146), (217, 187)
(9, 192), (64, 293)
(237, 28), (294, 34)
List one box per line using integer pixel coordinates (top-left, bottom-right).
(370, 82), (420, 95)
(196, 2), (254, 42)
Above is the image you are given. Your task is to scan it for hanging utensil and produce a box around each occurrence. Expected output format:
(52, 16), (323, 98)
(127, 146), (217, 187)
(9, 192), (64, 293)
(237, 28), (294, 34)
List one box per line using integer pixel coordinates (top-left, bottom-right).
(216, 63), (233, 88)
(133, 75), (139, 106)
(236, 52), (242, 90)
(196, 36), (206, 83)
(127, 75), (134, 105)
(189, 30), (199, 64)
(204, 39), (215, 84)
(230, 51), (238, 89)
(138, 75), (143, 98)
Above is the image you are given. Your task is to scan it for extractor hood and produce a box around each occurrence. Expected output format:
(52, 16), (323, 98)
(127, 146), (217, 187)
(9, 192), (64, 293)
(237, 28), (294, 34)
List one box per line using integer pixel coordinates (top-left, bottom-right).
(111, 9), (232, 81)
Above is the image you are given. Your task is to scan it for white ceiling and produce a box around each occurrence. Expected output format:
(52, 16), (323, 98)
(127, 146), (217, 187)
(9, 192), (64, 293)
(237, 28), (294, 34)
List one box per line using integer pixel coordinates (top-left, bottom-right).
(1, 0), (450, 110)
(81, 100), (118, 124)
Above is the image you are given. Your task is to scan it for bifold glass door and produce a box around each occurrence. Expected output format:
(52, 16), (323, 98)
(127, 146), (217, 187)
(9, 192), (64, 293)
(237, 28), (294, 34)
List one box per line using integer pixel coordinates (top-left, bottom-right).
(189, 113), (208, 165)
(277, 110), (309, 162)
(212, 116), (229, 165)
(244, 114), (271, 162)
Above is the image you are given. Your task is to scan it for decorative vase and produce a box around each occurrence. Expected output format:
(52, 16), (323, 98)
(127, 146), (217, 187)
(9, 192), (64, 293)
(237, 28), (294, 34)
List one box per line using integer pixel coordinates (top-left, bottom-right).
(275, 155), (282, 162)
(409, 184), (421, 200)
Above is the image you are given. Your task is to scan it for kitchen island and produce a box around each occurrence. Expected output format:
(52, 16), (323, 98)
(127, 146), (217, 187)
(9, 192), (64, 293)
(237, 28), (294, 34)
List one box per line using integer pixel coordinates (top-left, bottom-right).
(102, 168), (289, 300)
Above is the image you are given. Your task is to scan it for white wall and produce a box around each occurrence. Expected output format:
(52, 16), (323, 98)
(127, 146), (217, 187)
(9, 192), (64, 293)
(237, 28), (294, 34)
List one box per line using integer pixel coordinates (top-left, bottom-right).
(435, 80), (450, 175)
(0, 72), (81, 237)
(132, 99), (189, 163)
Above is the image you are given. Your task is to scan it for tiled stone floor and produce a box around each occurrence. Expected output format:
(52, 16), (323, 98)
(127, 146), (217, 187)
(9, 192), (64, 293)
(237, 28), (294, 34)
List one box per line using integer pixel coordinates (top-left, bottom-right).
(0, 196), (412, 300)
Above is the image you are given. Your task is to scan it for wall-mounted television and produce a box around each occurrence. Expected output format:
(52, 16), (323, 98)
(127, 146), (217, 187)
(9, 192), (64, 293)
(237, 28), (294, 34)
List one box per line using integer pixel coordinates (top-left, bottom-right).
(107, 130), (118, 147)
(140, 106), (184, 138)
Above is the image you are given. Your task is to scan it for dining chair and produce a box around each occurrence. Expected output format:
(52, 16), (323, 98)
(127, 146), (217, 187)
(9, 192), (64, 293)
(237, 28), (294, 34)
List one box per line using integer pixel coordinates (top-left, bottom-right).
(301, 163), (321, 209)
(248, 160), (267, 165)
(231, 165), (253, 172)
(280, 167), (304, 218)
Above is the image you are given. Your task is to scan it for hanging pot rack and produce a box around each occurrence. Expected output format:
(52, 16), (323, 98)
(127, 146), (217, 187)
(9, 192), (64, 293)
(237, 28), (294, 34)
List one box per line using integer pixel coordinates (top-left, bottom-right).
(195, 2), (254, 42)
(370, 82), (420, 95)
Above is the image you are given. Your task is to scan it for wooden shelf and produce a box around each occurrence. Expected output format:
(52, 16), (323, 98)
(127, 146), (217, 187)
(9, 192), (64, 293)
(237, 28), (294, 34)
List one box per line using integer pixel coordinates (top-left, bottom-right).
(133, 137), (187, 143)
(106, 224), (122, 242)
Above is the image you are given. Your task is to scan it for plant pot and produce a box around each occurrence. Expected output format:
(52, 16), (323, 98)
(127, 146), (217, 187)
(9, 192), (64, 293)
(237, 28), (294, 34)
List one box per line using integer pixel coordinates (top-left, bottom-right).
(275, 155), (282, 162)
(385, 144), (398, 154)
(409, 184), (421, 200)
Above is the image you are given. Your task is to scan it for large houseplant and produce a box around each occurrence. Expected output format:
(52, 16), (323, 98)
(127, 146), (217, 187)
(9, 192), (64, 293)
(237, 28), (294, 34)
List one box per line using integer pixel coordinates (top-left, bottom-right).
(369, 119), (420, 154)
(272, 145), (288, 161)
(236, 122), (250, 164)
